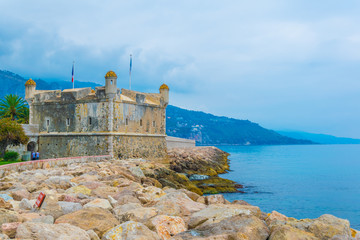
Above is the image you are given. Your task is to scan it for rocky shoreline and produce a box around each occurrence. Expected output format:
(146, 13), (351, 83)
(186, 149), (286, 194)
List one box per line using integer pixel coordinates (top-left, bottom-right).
(0, 147), (358, 239)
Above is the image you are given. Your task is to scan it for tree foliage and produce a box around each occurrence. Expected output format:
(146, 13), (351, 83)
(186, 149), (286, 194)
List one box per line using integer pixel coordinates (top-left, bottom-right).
(0, 118), (29, 158)
(0, 94), (29, 123)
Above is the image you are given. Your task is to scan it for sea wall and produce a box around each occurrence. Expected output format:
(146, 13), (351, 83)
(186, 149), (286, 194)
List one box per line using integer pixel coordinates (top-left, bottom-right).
(0, 155), (110, 177)
(166, 136), (196, 149)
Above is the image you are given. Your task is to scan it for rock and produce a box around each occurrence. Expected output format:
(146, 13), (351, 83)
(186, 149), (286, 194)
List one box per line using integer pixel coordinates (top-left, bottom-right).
(114, 206), (158, 224)
(153, 192), (206, 217)
(102, 221), (160, 240)
(232, 200), (251, 205)
(0, 198), (13, 210)
(0, 233), (9, 240)
(10, 189), (30, 201)
(308, 214), (351, 240)
(55, 207), (119, 237)
(204, 194), (227, 205)
(107, 195), (118, 207)
(0, 194), (13, 202)
(178, 189), (201, 201)
(59, 201), (83, 214)
(24, 181), (38, 193)
(266, 210), (289, 226)
(16, 222), (91, 240)
(136, 186), (166, 204)
(114, 194), (141, 205)
(352, 228), (360, 240)
(269, 225), (319, 240)
(0, 182), (13, 191)
(1, 222), (21, 238)
(39, 194), (63, 219)
(174, 215), (269, 240)
(129, 166), (145, 178)
(19, 212), (41, 222)
(188, 204), (261, 229)
(71, 174), (99, 184)
(84, 198), (112, 210)
(59, 194), (81, 203)
(0, 209), (19, 225)
(44, 176), (73, 189)
(87, 229), (100, 240)
(19, 198), (32, 210)
(113, 203), (142, 214)
(66, 185), (92, 195)
(150, 215), (187, 240)
(31, 215), (54, 224)
(91, 186), (119, 198)
(82, 181), (106, 190)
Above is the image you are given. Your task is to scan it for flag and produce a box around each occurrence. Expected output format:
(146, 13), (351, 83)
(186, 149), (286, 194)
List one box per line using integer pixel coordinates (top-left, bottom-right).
(71, 62), (74, 83)
(129, 54), (132, 75)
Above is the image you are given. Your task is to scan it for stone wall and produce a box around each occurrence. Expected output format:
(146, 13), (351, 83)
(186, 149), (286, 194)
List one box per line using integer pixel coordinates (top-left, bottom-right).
(0, 155), (110, 177)
(113, 135), (167, 159)
(39, 135), (109, 159)
(166, 136), (196, 149)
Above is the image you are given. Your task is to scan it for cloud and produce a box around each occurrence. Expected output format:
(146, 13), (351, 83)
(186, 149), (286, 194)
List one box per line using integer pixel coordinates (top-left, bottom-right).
(1, 0), (360, 137)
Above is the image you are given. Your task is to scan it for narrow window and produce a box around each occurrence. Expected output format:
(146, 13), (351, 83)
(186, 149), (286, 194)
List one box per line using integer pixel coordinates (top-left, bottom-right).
(66, 118), (70, 126)
(89, 117), (92, 125)
(125, 118), (129, 125)
(153, 121), (156, 127)
(46, 119), (50, 126)
(110, 80), (113, 85)
(140, 119), (143, 126)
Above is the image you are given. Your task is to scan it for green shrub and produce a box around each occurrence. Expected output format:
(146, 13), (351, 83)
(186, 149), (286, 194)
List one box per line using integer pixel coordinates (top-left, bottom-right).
(4, 151), (19, 161)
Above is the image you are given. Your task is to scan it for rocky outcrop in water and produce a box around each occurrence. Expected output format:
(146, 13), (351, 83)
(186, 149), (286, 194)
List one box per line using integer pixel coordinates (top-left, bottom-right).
(0, 151), (358, 239)
(167, 147), (242, 194)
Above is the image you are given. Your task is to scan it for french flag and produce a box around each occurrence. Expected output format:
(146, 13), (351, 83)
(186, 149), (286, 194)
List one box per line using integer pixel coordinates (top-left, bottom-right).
(71, 62), (74, 83)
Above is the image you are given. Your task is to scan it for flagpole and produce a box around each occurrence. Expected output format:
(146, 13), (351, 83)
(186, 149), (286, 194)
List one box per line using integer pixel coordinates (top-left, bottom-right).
(72, 61), (75, 89)
(129, 54), (132, 90)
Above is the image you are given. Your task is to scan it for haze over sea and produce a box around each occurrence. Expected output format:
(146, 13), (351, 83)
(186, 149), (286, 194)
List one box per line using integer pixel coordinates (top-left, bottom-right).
(218, 144), (360, 228)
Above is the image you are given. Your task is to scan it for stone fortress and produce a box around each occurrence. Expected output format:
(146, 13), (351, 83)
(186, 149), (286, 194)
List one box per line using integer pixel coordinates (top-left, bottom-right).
(22, 70), (172, 159)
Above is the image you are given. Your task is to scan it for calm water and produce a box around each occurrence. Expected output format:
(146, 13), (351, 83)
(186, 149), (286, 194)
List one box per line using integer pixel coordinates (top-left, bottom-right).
(218, 144), (360, 228)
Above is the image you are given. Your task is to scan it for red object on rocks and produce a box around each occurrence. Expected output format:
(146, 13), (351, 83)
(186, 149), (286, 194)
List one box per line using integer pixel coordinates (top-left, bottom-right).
(34, 192), (46, 208)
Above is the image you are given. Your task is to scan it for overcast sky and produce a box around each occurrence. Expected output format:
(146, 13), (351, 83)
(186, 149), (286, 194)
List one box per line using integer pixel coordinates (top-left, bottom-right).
(1, 0), (360, 138)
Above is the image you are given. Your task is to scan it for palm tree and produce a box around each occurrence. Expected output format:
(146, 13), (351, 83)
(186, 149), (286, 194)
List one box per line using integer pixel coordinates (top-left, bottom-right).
(0, 94), (29, 123)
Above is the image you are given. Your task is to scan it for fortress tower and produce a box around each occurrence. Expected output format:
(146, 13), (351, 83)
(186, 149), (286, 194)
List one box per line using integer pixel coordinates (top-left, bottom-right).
(24, 70), (170, 159)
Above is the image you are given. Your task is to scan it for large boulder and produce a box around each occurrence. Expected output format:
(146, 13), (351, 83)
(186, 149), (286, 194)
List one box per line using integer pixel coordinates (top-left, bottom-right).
(102, 221), (160, 240)
(83, 198), (112, 210)
(308, 214), (351, 240)
(0, 209), (19, 225)
(269, 225), (319, 240)
(114, 206), (158, 224)
(10, 189), (30, 201)
(135, 186), (166, 204)
(54, 207), (119, 237)
(16, 222), (90, 240)
(66, 185), (92, 195)
(150, 215), (187, 240)
(1, 222), (21, 238)
(44, 176), (73, 189)
(0, 198), (13, 210)
(188, 204), (261, 229)
(174, 214), (269, 240)
(58, 201), (83, 214)
(152, 192), (206, 218)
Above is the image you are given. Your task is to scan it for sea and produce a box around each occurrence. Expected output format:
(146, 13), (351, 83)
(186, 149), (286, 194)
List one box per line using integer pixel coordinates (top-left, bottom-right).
(217, 144), (360, 229)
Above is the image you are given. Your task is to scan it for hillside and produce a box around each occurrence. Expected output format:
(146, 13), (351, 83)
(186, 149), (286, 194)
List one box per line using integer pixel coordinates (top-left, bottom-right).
(277, 131), (360, 144)
(0, 70), (100, 99)
(166, 105), (314, 145)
